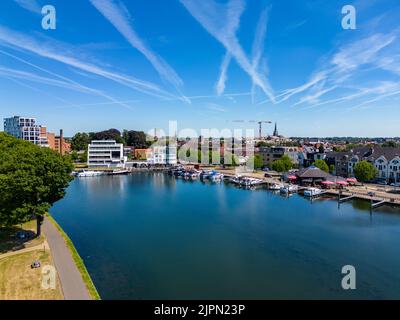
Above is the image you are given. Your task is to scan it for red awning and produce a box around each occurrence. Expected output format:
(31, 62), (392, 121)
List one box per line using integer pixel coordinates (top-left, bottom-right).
(288, 175), (297, 180)
(346, 178), (357, 183)
(322, 181), (335, 185)
(336, 181), (349, 185)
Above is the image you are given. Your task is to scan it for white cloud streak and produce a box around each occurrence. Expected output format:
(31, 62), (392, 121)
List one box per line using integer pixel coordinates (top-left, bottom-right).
(89, 0), (187, 101)
(216, 52), (231, 96)
(250, 6), (269, 103)
(181, 0), (275, 103)
(13, 0), (41, 14)
(0, 49), (134, 109)
(269, 30), (399, 108)
(0, 26), (182, 102)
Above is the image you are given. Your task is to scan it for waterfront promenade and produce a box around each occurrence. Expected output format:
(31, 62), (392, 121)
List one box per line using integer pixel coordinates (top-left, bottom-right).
(43, 218), (91, 300)
(216, 168), (400, 207)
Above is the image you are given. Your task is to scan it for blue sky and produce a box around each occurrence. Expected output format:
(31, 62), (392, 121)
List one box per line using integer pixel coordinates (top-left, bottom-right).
(0, 0), (399, 137)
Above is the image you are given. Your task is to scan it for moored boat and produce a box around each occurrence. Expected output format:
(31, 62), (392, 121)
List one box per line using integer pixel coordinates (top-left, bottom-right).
(269, 183), (283, 190)
(76, 170), (104, 177)
(109, 169), (129, 175)
(209, 171), (224, 182)
(304, 187), (323, 197)
(280, 184), (298, 194)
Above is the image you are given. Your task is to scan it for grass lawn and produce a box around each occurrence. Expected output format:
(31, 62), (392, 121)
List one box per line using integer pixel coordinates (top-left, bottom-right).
(0, 249), (63, 300)
(0, 220), (44, 254)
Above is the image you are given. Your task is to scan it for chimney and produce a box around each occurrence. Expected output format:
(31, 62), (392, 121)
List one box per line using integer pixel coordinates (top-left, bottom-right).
(60, 129), (64, 155)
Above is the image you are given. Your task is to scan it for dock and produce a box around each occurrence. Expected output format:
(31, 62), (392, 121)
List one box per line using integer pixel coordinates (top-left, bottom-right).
(339, 195), (355, 203)
(371, 200), (387, 208)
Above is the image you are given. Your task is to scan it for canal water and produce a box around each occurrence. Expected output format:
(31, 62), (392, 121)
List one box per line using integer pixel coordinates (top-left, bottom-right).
(50, 172), (400, 299)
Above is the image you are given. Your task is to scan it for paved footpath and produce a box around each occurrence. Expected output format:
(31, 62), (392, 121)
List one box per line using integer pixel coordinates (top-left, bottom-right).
(43, 217), (91, 300)
(0, 241), (49, 260)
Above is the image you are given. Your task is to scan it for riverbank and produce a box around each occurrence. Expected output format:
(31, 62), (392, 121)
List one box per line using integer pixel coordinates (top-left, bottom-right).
(0, 216), (100, 300)
(45, 214), (100, 300)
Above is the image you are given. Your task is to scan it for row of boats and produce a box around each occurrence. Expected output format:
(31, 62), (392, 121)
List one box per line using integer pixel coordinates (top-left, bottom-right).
(75, 167), (325, 198)
(169, 167), (324, 197)
(268, 183), (323, 197)
(228, 176), (264, 187)
(168, 168), (224, 182)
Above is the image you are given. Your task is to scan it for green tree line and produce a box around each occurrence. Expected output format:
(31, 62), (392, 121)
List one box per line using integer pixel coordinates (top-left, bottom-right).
(0, 133), (73, 236)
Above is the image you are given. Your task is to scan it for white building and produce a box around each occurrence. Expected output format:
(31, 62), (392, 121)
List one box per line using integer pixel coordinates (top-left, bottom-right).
(374, 155), (400, 183)
(389, 156), (400, 183)
(4, 116), (43, 145)
(148, 145), (177, 165)
(88, 140), (127, 168)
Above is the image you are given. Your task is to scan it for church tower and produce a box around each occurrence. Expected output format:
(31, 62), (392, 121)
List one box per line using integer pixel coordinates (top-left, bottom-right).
(273, 122), (279, 136)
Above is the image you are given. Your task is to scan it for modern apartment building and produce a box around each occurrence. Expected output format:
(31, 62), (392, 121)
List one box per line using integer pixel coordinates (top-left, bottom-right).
(87, 140), (127, 168)
(4, 116), (43, 145)
(259, 146), (300, 167)
(148, 145), (177, 165)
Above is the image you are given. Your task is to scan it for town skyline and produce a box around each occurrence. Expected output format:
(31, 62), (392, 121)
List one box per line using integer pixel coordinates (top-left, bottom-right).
(1, 0), (400, 137)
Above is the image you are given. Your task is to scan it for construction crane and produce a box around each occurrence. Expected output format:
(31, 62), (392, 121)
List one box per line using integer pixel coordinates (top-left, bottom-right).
(231, 120), (272, 139)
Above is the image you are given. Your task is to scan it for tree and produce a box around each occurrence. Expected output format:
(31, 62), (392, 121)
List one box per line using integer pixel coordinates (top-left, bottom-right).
(329, 164), (335, 174)
(281, 155), (293, 171)
(247, 154), (263, 169)
(123, 130), (151, 148)
(353, 160), (378, 182)
(91, 129), (124, 144)
(78, 150), (88, 163)
(71, 132), (90, 151)
(271, 160), (286, 172)
(271, 155), (293, 172)
(0, 133), (73, 236)
(70, 150), (79, 162)
(318, 145), (325, 153)
(382, 141), (398, 148)
(312, 159), (329, 173)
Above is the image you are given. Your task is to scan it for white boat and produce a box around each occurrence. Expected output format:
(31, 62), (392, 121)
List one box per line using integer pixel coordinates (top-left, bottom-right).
(280, 184), (298, 194)
(109, 169), (129, 175)
(239, 177), (263, 187)
(77, 170), (104, 177)
(209, 172), (224, 182)
(269, 183), (283, 190)
(229, 175), (242, 184)
(304, 187), (323, 197)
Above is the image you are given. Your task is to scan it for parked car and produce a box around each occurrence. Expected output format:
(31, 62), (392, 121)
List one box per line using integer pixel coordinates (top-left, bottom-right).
(31, 260), (41, 269)
(16, 231), (26, 240)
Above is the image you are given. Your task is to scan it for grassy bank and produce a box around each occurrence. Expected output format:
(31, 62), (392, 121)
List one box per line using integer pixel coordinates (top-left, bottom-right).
(46, 214), (101, 300)
(0, 249), (63, 300)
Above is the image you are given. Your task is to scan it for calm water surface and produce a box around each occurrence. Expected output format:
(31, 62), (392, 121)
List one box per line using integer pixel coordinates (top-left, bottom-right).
(50, 172), (400, 299)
